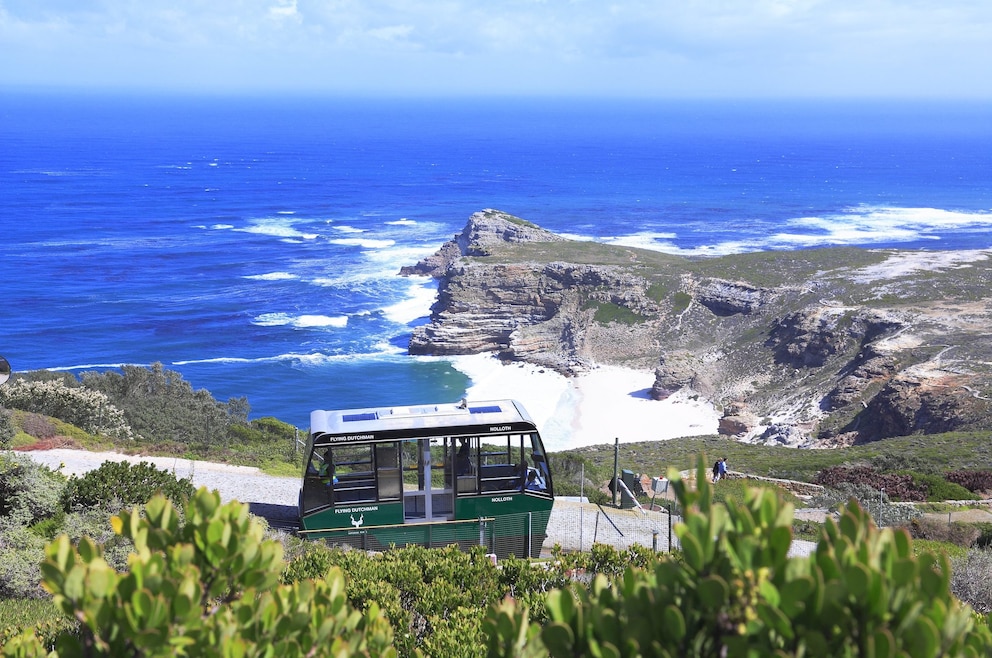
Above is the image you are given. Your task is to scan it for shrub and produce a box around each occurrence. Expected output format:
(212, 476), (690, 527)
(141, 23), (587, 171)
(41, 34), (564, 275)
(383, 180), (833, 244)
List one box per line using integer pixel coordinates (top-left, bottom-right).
(951, 548), (992, 615)
(909, 517), (982, 548)
(79, 363), (232, 448)
(0, 599), (76, 652)
(0, 379), (133, 440)
(0, 522), (47, 599)
(911, 472), (980, 502)
(814, 465), (927, 501)
(60, 460), (193, 512)
(947, 470), (992, 494)
(486, 458), (992, 657)
(2, 489), (397, 657)
(20, 413), (56, 441)
(0, 407), (14, 449)
(0, 453), (65, 526)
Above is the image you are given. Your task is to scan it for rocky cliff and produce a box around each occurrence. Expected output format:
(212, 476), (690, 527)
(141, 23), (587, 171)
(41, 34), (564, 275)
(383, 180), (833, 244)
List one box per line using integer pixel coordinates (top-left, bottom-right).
(403, 210), (992, 448)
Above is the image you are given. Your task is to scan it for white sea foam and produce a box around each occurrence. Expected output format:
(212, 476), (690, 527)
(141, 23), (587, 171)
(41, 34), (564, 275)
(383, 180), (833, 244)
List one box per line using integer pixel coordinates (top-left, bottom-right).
(386, 218), (417, 226)
(332, 225), (366, 234)
(252, 312), (348, 328)
(381, 277), (437, 324)
(243, 272), (298, 281)
(295, 314), (348, 328)
(329, 238), (396, 249)
(237, 217), (318, 240)
(49, 362), (130, 371)
(581, 207), (992, 257)
(599, 231), (679, 250)
(210, 224), (235, 230)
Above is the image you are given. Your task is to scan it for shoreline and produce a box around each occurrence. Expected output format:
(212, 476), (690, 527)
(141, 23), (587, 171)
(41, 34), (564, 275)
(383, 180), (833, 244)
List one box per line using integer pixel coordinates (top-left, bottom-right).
(450, 354), (720, 453)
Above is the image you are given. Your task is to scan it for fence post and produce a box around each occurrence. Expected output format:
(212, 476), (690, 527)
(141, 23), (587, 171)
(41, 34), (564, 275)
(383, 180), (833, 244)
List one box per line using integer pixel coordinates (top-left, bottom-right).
(580, 463), (585, 552)
(527, 512), (533, 559)
(612, 438), (619, 507)
(668, 502), (673, 553)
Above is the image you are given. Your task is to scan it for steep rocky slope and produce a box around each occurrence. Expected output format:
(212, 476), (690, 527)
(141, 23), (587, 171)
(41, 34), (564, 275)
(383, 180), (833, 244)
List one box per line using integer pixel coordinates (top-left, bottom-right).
(403, 210), (992, 448)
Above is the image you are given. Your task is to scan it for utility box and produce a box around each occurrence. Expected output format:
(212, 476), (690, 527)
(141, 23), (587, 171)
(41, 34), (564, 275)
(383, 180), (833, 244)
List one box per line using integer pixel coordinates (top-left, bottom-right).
(619, 469), (638, 509)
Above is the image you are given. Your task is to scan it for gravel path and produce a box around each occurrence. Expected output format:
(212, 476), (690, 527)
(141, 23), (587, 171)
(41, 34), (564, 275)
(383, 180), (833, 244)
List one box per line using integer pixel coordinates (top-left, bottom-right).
(15, 448), (817, 555)
(17, 448), (301, 506)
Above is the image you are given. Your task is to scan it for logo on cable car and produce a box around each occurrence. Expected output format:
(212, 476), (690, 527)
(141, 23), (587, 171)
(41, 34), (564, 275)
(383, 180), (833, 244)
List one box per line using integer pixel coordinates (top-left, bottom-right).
(350, 514), (364, 528)
(490, 425), (511, 432)
(491, 496), (514, 503)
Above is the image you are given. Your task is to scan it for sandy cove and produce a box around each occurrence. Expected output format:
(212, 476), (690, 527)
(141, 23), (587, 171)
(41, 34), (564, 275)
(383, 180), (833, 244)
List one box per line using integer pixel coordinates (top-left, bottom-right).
(450, 353), (720, 453)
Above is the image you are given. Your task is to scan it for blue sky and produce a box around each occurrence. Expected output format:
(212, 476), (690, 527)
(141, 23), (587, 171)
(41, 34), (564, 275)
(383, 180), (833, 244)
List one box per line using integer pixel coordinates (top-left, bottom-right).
(1, 0), (990, 97)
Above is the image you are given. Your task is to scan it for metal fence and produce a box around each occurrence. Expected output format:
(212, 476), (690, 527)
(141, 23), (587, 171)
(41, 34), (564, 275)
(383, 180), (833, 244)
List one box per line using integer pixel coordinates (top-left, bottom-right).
(541, 499), (680, 555)
(541, 499), (817, 558)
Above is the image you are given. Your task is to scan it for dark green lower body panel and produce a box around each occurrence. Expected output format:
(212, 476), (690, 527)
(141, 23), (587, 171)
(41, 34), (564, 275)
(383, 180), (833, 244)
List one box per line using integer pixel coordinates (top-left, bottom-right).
(307, 509), (551, 559)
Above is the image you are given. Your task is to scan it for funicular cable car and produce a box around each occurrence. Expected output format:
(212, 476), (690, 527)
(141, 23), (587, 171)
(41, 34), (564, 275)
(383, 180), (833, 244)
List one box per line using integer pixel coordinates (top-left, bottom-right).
(298, 399), (554, 558)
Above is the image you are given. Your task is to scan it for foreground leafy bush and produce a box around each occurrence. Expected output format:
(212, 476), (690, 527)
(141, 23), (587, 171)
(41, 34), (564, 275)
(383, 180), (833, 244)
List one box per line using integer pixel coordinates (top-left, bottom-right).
(486, 458), (992, 657)
(2, 488), (396, 657)
(60, 459), (194, 512)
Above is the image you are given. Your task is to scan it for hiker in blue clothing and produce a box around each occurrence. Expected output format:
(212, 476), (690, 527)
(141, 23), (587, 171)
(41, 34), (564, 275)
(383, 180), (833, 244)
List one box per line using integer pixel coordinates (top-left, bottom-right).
(713, 457), (728, 483)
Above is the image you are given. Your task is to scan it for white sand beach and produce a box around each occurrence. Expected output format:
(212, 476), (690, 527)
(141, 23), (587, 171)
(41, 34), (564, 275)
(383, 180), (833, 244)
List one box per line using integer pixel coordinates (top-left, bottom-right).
(450, 354), (720, 453)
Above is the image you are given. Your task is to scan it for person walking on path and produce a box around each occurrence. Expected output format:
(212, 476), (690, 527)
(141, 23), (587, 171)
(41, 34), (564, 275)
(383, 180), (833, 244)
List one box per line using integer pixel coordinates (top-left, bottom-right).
(713, 457), (728, 483)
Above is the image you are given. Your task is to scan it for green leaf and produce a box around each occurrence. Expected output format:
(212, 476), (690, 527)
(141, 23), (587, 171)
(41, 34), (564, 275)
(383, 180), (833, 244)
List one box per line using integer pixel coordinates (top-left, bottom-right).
(845, 562), (871, 600)
(905, 617), (939, 658)
(680, 532), (705, 571)
(541, 622), (575, 656)
(661, 605), (686, 642)
(698, 575), (729, 609)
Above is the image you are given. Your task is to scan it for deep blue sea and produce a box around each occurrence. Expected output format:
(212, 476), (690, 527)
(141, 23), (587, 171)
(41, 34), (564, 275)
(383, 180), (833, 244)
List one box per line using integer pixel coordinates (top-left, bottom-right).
(2, 93), (991, 431)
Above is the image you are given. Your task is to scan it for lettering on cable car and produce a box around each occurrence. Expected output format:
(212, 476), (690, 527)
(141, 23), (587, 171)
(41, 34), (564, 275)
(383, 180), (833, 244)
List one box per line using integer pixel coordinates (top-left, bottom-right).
(491, 496), (513, 503)
(334, 505), (380, 514)
(490, 425), (511, 432)
(344, 434), (375, 441)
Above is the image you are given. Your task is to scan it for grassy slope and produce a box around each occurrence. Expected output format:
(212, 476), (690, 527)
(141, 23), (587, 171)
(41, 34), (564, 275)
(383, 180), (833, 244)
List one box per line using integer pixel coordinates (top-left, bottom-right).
(556, 431), (992, 485)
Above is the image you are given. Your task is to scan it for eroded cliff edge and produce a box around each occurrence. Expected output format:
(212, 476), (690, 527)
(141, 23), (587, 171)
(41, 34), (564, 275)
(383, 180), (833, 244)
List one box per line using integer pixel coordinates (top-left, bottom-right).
(402, 209), (992, 448)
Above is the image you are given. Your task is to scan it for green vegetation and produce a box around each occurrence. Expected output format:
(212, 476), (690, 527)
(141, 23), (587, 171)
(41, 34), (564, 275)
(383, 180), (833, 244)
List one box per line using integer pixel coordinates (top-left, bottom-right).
(672, 290), (692, 313)
(487, 459), (991, 657)
(5, 454), (992, 655)
(560, 431), (992, 485)
(60, 460), (194, 512)
(582, 299), (649, 325)
(0, 364), (303, 473)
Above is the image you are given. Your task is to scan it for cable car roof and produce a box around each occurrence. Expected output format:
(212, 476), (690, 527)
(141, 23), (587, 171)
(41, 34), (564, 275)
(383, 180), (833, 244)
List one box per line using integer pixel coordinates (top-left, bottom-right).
(310, 399), (537, 438)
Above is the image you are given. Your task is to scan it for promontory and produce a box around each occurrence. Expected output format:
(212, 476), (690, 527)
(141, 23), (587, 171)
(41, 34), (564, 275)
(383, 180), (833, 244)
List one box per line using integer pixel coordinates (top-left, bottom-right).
(401, 209), (992, 448)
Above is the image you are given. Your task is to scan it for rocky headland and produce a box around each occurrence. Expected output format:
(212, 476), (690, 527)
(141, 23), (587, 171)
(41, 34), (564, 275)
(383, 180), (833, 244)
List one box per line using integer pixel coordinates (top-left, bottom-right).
(402, 209), (992, 448)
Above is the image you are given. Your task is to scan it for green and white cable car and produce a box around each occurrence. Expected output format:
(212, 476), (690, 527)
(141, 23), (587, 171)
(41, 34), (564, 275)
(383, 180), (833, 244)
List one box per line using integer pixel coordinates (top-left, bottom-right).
(299, 399), (554, 558)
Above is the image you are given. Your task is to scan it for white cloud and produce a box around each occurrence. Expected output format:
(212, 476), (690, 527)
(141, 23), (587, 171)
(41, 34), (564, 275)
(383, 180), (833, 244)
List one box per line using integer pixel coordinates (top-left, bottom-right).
(0, 0), (989, 96)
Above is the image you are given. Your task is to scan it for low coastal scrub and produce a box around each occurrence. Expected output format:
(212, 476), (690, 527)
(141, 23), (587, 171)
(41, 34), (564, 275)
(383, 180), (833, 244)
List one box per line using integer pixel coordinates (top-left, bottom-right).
(0, 364), (302, 471)
(5, 467), (992, 657)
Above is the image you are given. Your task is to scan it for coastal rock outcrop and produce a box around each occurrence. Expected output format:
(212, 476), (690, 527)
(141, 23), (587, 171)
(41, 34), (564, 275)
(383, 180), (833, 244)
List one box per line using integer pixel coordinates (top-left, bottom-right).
(402, 211), (992, 446)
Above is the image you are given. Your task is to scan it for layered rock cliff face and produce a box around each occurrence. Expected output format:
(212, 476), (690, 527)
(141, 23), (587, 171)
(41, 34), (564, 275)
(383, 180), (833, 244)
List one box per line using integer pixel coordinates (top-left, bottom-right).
(404, 210), (992, 448)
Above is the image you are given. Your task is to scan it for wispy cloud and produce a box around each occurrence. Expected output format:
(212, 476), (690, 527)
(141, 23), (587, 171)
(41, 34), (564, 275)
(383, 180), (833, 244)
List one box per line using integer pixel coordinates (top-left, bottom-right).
(1, 0), (989, 96)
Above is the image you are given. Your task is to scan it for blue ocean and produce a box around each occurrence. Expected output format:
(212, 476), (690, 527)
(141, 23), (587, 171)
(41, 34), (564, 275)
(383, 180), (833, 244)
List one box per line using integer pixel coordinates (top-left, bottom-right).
(2, 93), (991, 431)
